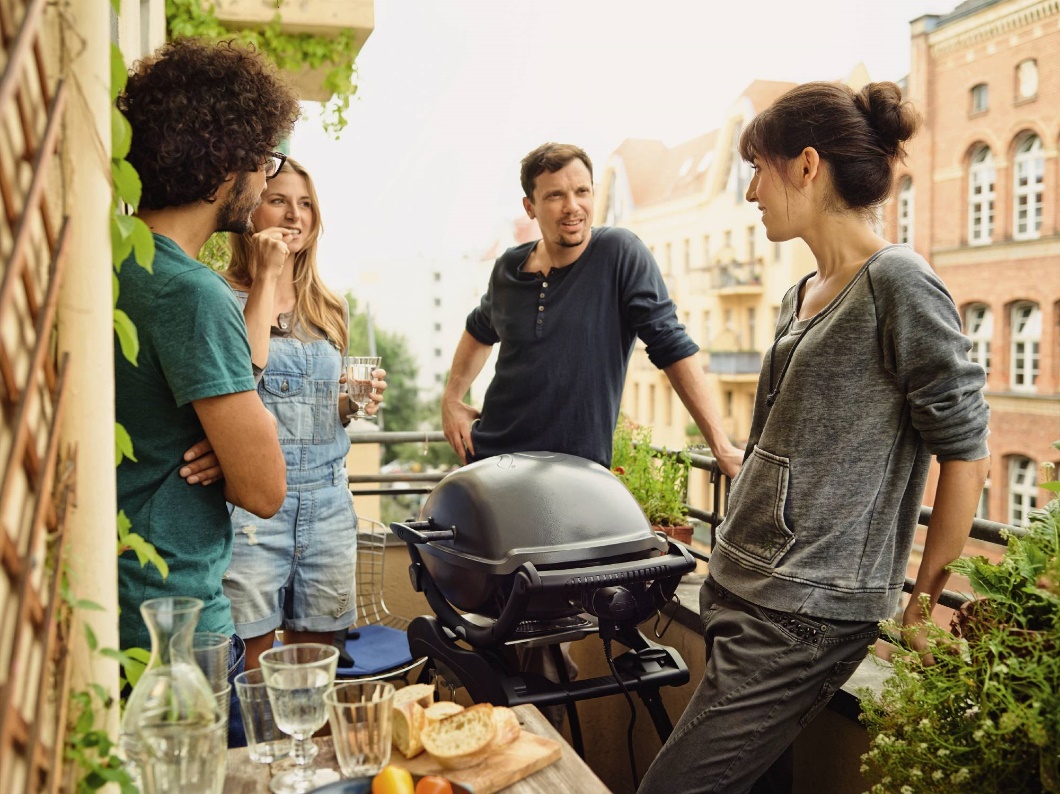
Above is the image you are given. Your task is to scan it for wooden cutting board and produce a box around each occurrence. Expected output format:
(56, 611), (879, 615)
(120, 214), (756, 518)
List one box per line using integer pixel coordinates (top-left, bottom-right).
(397, 730), (563, 793)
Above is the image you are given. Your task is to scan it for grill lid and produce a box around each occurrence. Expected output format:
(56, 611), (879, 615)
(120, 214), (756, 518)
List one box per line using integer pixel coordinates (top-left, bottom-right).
(417, 452), (664, 575)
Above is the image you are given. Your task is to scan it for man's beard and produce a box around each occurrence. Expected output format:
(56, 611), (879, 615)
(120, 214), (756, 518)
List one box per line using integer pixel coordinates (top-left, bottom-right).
(216, 172), (260, 234)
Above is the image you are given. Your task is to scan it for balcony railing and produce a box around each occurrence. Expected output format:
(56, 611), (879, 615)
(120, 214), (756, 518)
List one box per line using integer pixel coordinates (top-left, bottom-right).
(706, 350), (762, 374)
(713, 259), (763, 291)
(347, 430), (1016, 613)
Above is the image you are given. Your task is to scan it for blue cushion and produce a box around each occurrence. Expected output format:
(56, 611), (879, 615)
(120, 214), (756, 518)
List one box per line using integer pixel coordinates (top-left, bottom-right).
(337, 623), (414, 677)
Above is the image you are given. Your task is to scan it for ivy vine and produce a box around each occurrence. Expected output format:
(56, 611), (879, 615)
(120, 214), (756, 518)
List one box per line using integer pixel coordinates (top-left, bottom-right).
(166, 0), (361, 136)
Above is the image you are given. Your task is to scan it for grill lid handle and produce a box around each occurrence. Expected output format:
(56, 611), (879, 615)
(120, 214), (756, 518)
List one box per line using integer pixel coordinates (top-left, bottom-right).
(390, 519), (456, 545)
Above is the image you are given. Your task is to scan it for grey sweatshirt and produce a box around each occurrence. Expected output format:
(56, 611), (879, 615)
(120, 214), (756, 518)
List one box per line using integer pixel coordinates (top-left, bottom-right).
(709, 245), (990, 622)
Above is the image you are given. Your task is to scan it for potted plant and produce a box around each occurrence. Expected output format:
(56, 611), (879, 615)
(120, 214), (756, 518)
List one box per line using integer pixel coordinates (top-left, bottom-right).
(859, 451), (1060, 794)
(611, 417), (694, 543)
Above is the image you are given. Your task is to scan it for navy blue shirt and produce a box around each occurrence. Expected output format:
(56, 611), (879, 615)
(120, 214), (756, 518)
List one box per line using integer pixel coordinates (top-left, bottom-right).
(466, 226), (698, 467)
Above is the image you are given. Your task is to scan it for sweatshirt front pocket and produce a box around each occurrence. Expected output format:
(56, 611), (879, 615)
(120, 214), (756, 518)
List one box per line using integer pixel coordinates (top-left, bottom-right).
(716, 446), (795, 569)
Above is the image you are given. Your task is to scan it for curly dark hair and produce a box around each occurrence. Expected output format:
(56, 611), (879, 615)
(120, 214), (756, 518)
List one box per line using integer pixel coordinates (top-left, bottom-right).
(119, 38), (301, 210)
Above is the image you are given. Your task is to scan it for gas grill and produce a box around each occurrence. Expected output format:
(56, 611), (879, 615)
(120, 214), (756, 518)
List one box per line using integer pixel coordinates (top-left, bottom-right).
(391, 451), (695, 751)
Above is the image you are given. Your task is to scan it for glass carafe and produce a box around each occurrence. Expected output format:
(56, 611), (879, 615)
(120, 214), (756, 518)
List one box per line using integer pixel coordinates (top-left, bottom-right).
(120, 596), (226, 793)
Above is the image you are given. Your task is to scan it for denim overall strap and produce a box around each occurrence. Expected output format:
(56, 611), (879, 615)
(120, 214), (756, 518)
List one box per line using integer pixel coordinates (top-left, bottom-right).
(256, 335), (351, 489)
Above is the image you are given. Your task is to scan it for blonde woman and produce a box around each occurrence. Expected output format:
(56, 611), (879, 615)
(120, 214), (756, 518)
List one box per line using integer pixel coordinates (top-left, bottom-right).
(222, 157), (386, 669)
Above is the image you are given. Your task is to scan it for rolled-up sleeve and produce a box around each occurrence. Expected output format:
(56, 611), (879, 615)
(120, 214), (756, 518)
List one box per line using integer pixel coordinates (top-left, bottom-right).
(466, 275), (499, 346)
(620, 235), (698, 369)
(871, 259), (990, 462)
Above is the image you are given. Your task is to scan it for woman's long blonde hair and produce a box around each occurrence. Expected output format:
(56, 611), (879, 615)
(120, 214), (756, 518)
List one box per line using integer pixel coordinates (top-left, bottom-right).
(223, 157), (348, 354)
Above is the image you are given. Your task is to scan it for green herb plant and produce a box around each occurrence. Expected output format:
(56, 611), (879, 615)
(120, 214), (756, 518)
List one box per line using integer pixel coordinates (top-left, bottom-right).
(611, 417), (691, 528)
(860, 448), (1060, 794)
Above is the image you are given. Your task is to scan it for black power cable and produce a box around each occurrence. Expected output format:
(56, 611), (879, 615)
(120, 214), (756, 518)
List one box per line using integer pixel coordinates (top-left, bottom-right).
(603, 634), (639, 787)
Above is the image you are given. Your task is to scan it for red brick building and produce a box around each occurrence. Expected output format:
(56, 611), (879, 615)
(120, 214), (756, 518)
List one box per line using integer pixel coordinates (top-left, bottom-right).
(884, 0), (1060, 525)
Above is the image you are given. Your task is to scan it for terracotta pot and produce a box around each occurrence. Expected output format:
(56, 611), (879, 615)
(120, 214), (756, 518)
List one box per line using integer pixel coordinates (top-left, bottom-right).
(655, 525), (693, 545)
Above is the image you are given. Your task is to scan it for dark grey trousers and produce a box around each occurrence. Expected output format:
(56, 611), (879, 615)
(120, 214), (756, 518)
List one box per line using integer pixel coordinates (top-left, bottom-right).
(638, 578), (879, 794)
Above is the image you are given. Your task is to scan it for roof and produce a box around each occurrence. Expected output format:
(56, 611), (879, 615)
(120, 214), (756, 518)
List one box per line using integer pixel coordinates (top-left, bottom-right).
(608, 79), (795, 210)
(935, 0), (1004, 28)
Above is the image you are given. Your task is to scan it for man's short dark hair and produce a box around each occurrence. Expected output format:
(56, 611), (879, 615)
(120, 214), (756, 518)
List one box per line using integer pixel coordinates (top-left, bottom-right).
(119, 38), (300, 210)
(520, 143), (593, 199)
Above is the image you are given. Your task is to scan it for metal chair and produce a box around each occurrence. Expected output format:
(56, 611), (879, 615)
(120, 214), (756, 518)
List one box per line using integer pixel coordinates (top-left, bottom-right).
(334, 516), (426, 683)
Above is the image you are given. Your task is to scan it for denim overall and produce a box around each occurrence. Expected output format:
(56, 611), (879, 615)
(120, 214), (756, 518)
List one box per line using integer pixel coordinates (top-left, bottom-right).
(224, 331), (357, 638)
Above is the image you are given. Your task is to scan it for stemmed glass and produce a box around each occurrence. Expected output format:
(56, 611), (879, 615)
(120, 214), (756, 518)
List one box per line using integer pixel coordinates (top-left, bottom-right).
(346, 356), (381, 420)
(258, 644), (340, 794)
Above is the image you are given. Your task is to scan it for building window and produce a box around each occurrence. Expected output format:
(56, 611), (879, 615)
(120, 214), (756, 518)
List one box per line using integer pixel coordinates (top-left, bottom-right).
(1010, 302), (1040, 390)
(1008, 456), (1037, 526)
(968, 146), (995, 245)
(970, 83), (988, 114)
(965, 304), (992, 376)
(683, 238), (691, 273)
(648, 384), (657, 423)
(702, 311), (711, 346)
(1015, 59), (1038, 101)
(897, 177), (914, 245)
(1013, 135), (1044, 240)
(746, 226), (756, 264)
(724, 308), (733, 331)
(747, 307), (756, 350)
(433, 322), (442, 332)
(433, 297), (442, 307)
(433, 271), (442, 282)
(725, 390), (733, 418)
(433, 348), (442, 358)
(724, 230), (732, 250)
(664, 242), (672, 275)
(702, 235), (710, 267)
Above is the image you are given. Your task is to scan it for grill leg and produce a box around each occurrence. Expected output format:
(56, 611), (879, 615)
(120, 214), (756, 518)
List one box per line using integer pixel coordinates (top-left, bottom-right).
(548, 643), (584, 758)
(637, 686), (674, 743)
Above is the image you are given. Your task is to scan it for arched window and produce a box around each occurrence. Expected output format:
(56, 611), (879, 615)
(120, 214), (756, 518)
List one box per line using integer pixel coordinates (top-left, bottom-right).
(970, 83), (989, 114)
(1010, 302), (1041, 390)
(1015, 59), (1038, 100)
(968, 147), (995, 245)
(1013, 135), (1044, 240)
(897, 177), (914, 245)
(965, 304), (992, 375)
(1008, 456), (1037, 526)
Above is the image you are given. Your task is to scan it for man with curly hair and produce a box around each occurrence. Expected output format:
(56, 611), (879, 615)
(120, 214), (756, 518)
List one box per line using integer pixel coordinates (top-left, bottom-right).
(114, 38), (300, 653)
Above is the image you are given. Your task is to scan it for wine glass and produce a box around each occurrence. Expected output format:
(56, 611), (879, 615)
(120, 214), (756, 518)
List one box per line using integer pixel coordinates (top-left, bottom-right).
(346, 355), (381, 420)
(258, 643), (340, 794)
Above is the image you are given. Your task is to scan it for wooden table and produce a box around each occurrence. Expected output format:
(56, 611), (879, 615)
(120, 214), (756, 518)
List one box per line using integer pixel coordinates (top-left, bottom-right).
(224, 704), (610, 793)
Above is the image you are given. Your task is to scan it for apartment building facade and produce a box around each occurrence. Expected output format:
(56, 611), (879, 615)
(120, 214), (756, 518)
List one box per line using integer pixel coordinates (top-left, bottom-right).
(883, 0), (1060, 524)
(596, 80), (835, 503)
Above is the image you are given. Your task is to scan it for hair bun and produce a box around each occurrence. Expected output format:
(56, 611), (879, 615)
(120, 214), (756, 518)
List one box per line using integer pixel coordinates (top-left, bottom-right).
(854, 82), (921, 157)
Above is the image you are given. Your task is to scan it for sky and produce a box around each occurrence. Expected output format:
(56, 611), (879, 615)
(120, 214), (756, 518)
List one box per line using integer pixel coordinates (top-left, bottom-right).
(290, 0), (957, 290)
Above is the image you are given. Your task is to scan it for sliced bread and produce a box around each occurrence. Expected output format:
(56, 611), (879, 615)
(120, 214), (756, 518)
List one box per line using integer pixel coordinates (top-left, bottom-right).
(490, 706), (520, 749)
(424, 701), (465, 723)
(421, 703), (496, 769)
(391, 701), (426, 758)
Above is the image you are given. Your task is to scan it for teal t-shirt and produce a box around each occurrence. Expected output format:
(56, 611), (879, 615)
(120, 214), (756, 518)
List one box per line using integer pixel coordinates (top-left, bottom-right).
(115, 234), (256, 650)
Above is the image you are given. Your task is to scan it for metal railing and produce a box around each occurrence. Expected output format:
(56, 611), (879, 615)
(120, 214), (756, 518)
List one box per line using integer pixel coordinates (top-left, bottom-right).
(349, 431), (1017, 611)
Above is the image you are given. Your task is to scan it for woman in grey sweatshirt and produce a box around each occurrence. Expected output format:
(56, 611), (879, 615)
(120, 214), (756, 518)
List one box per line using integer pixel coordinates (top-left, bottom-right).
(639, 82), (991, 794)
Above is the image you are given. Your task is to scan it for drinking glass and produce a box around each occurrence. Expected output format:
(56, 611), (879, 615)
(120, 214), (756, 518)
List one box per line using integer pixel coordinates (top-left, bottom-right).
(191, 632), (232, 694)
(325, 682), (395, 778)
(259, 643), (340, 794)
(346, 356), (381, 420)
(234, 669), (292, 763)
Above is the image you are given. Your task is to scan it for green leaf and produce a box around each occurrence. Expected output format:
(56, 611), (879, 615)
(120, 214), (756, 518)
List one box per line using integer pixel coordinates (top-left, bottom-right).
(112, 271), (119, 305)
(115, 421), (136, 466)
(111, 214), (135, 267)
(116, 509), (132, 538)
(111, 106), (131, 160)
(75, 599), (105, 612)
(1041, 481), (1060, 493)
(110, 43), (127, 101)
(129, 217), (155, 272)
(89, 683), (109, 703)
(111, 159), (141, 209)
(84, 623), (98, 652)
(121, 533), (169, 580)
(113, 309), (139, 367)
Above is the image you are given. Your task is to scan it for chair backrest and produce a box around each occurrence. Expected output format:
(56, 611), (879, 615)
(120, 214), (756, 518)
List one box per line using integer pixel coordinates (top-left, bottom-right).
(354, 517), (391, 627)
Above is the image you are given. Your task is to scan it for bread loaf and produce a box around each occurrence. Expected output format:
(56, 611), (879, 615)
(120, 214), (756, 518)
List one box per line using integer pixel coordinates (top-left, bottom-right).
(421, 703), (496, 769)
(391, 701), (426, 758)
(392, 683), (435, 708)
